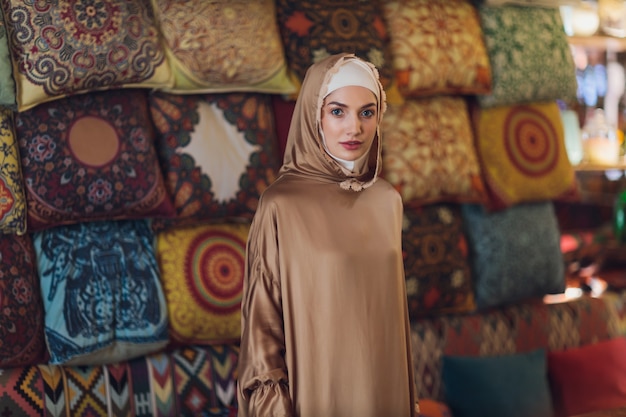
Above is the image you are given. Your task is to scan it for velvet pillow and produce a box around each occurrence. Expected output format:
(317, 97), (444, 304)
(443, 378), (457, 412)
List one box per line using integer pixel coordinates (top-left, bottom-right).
(383, 0), (492, 98)
(15, 89), (174, 231)
(156, 222), (248, 346)
(0, 0), (173, 111)
(151, 0), (296, 95)
(381, 96), (487, 206)
(442, 349), (554, 417)
(33, 220), (169, 365)
(0, 7), (16, 109)
(548, 337), (626, 417)
(149, 92), (281, 227)
(461, 202), (565, 310)
(0, 108), (27, 235)
(418, 399), (452, 417)
(402, 204), (475, 318)
(477, 4), (577, 108)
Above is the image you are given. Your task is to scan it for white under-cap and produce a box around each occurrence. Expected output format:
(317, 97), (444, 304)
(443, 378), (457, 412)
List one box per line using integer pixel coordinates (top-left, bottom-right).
(324, 59), (379, 99)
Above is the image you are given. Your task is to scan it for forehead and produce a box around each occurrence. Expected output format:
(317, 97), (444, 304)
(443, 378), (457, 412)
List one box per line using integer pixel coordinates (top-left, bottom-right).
(323, 85), (377, 106)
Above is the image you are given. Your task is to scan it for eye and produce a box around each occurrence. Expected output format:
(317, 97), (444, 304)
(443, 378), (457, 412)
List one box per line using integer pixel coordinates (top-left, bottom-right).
(361, 109), (375, 118)
(330, 108), (344, 116)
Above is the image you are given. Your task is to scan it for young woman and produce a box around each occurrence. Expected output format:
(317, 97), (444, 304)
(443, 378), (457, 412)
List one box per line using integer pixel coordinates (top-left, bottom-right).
(237, 53), (417, 417)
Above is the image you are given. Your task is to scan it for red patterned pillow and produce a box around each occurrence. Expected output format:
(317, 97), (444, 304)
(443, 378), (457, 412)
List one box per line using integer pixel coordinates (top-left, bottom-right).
(15, 89), (174, 231)
(149, 92), (281, 227)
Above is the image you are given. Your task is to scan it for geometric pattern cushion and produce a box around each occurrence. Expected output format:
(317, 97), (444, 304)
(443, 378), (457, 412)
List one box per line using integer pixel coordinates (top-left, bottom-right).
(0, 0), (173, 111)
(474, 101), (579, 210)
(477, 5), (577, 108)
(0, 367), (45, 417)
(0, 8), (16, 109)
(381, 96), (487, 206)
(156, 222), (248, 346)
(402, 204), (475, 319)
(151, 0), (296, 95)
(0, 108), (27, 235)
(15, 89), (174, 231)
(149, 92), (281, 227)
(383, 0), (492, 98)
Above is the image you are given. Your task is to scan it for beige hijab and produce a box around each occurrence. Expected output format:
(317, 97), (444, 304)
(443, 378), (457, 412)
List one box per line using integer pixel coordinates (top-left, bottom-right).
(279, 53), (387, 192)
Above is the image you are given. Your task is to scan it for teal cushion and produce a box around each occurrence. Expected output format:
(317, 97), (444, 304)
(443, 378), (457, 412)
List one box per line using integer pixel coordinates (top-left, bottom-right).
(0, 7), (16, 109)
(442, 349), (554, 417)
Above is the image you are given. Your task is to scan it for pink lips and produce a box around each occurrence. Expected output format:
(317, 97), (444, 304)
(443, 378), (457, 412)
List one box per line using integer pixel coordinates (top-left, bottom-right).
(341, 141), (362, 151)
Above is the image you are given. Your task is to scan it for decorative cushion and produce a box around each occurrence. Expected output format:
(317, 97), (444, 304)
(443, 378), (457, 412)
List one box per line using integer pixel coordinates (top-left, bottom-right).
(548, 337), (626, 417)
(461, 202), (565, 310)
(33, 220), (169, 365)
(442, 349), (553, 417)
(156, 222), (248, 345)
(0, 108), (27, 235)
(381, 96), (487, 206)
(0, 0), (173, 111)
(151, 0), (296, 95)
(271, 94), (296, 162)
(473, 101), (579, 210)
(418, 399), (452, 417)
(15, 89), (174, 231)
(149, 92), (281, 227)
(0, 234), (46, 367)
(383, 0), (492, 98)
(477, 4), (578, 108)
(402, 204), (475, 318)
(0, 7), (16, 109)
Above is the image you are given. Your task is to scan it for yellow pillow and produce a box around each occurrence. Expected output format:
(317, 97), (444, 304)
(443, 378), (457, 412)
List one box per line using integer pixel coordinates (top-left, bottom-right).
(0, 108), (26, 235)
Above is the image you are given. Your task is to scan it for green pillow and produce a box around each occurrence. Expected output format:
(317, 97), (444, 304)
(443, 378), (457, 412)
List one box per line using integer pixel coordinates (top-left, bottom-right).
(0, 7), (16, 109)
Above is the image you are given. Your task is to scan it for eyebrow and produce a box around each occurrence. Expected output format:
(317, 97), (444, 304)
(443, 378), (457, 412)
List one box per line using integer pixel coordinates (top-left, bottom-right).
(325, 101), (376, 110)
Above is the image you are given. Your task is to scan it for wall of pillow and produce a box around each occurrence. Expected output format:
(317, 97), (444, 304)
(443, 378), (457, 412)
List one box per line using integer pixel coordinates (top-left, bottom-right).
(0, 0), (579, 373)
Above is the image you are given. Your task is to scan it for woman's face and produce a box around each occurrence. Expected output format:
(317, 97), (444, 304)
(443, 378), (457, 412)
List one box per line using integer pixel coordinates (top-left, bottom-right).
(320, 85), (378, 162)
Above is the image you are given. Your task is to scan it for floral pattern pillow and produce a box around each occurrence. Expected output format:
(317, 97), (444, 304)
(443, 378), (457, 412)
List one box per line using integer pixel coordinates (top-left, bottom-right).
(0, 108), (27, 235)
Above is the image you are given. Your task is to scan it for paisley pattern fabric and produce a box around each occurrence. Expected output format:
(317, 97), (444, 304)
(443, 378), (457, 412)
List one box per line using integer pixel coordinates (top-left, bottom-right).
(474, 101), (578, 210)
(156, 222), (248, 345)
(33, 220), (169, 365)
(461, 202), (565, 310)
(149, 92), (280, 227)
(381, 96), (487, 206)
(0, 7), (16, 109)
(15, 89), (174, 231)
(0, 0), (173, 111)
(402, 204), (475, 319)
(383, 0), (492, 98)
(151, 0), (296, 95)
(477, 5), (578, 108)
(0, 108), (27, 235)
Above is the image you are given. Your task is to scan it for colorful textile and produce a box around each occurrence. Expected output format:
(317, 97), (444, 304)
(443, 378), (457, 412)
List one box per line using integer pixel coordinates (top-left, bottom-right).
(0, 7), (16, 109)
(0, 108), (27, 235)
(0, 366), (45, 416)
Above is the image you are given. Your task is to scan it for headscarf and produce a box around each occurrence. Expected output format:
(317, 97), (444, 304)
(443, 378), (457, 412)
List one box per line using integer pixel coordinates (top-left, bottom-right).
(279, 53), (387, 192)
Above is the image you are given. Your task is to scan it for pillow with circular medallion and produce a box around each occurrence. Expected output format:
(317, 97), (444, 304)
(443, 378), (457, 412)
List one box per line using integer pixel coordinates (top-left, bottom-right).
(156, 222), (249, 346)
(0, 0), (173, 111)
(383, 0), (492, 98)
(473, 101), (578, 210)
(150, 0), (296, 95)
(381, 96), (487, 206)
(149, 92), (281, 228)
(15, 89), (175, 232)
(0, 108), (27, 235)
(0, 8), (16, 110)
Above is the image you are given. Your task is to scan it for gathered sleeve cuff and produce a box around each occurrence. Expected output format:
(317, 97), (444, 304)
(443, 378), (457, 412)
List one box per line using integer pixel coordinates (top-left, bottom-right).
(240, 369), (292, 417)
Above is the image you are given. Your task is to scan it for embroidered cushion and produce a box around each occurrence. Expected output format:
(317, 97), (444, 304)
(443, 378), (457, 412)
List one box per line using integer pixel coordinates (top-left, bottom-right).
(477, 4), (577, 108)
(0, 0), (173, 111)
(473, 101), (578, 210)
(402, 204), (475, 318)
(15, 89), (174, 231)
(33, 220), (169, 365)
(149, 92), (281, 227)
(383, 0), (492, 98)
(151, 0), (296, 95)
(381, 96), (487, 206)
(0, 8), (16, 109)
(156, 222), (248, 345)
(0, 108), (27, 235)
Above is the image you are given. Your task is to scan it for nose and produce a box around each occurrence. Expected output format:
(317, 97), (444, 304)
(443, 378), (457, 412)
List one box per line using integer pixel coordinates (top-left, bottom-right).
(347, 113), (362, 135)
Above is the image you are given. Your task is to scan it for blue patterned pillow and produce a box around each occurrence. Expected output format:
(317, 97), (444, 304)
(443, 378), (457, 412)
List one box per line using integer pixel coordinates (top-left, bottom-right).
(461, 202), (565, 310)
(33, 219), (169, 365)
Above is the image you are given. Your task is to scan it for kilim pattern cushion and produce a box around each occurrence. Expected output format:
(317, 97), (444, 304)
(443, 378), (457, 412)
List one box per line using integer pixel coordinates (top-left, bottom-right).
(0, 0), (173, 111)
(402, 204), (475, 319)
(149, 92), (281, 227)
(381, 96), (487, 206)
(15, 89), (174, 231)
(157, 222), (248, 346)
(150, 0), (296, 95)
(473, 101), (579, 210)
(383, 0), (492, 98)
(410, 296), (620, 400)
(476, 5), (577, 108)
(0, 108), (27, 235)
(33, 220), (169, 365)
(0, 7), (16, 109)
(0, 366), (44, 417)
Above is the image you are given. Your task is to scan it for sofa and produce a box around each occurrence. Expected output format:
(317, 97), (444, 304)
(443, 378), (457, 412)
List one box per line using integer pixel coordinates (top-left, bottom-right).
(0, 0), (623, 416)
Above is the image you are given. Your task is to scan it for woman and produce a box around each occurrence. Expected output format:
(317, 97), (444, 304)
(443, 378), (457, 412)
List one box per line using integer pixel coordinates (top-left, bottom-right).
(237, 53), (417, 417)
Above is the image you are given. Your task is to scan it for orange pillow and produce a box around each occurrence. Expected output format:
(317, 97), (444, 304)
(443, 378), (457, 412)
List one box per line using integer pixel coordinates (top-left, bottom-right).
(418, 399), (452, 417)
